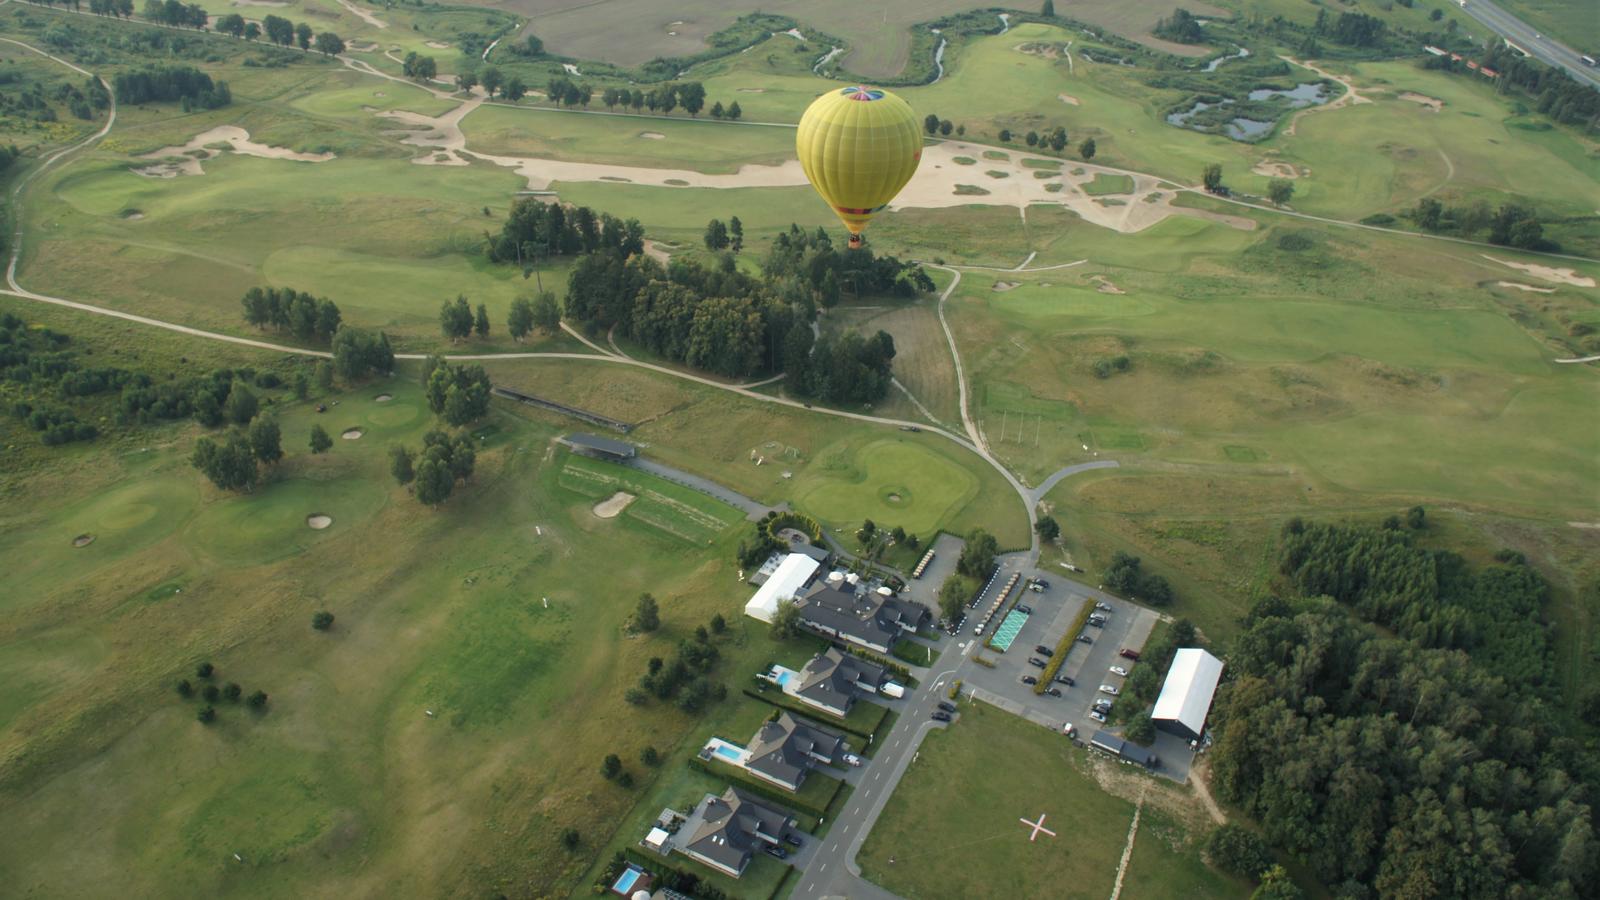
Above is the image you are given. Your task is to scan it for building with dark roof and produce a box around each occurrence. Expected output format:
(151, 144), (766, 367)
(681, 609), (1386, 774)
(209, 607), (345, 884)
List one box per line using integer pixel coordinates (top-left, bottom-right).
(795, 576), (931, 653)
(1089, 729), (1157, 768)
(675, 787), (794, 879)
(792, 648), (887, 717)
(743, 712), (845, 792)
(560, 432), (638, 461)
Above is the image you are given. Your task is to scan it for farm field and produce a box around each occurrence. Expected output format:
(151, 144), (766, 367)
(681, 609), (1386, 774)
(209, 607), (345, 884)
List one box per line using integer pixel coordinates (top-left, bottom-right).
(857, 701), (1242, 899)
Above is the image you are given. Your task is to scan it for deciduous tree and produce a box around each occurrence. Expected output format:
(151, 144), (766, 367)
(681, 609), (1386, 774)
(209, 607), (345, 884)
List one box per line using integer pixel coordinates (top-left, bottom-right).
(309, 424), (332, 454)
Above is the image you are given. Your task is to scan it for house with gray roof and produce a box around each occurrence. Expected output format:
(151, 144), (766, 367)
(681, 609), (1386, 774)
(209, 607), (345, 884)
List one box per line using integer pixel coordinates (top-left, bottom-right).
(743, 712), (845, 791)
(675, 787), (794, 879)
(792, 647), (887, 717)
(795, 577), (931, 653)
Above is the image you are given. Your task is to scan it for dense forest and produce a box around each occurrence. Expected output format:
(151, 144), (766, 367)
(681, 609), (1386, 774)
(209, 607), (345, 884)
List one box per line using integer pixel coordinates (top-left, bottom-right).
(1427, 47), (1600, 132)
(1209, 519), (1597, 897)
(487, 200), (931, 403)
(112, 64), (229, 108)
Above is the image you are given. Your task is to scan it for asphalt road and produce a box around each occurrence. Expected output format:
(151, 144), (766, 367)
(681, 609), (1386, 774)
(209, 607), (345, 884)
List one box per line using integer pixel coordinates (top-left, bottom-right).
(1456, 0), (1600, 89)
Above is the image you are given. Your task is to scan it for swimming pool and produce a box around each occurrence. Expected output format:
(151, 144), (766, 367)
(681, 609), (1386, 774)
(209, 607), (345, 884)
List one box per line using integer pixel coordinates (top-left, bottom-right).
(990, 608), (1030, 652)
(611, 865), (643, 894)
(713, 743), (744, 762)
(776, 671), (793, 688)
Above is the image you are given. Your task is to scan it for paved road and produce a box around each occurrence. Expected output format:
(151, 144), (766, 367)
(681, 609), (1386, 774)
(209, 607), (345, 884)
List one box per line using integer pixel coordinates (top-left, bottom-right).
(1455, 0), (1600, 89)
(622, 457), (779, 522)
(1029, 460), (1122, 505)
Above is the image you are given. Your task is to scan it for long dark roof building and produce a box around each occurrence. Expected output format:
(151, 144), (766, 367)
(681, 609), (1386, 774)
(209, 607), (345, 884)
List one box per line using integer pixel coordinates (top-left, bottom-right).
(796, 579), (931, 653)
(677, 787), (793, 878)
(743, 712), (845, 791)
(560, 432), (638, 460)
(792, 647), (887, 716)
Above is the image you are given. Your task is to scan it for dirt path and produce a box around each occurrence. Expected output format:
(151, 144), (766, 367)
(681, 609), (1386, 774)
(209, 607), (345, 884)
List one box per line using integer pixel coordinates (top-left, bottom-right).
(1279, 56), (1370, 136)
(1108, 786), (1147, 900)
(335, 0), (386, 29)
(1189, 759), (1227, 825)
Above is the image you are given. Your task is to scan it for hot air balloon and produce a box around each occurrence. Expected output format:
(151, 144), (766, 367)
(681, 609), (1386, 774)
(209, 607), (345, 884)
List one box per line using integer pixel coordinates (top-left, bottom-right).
(796, 85), (922, 249)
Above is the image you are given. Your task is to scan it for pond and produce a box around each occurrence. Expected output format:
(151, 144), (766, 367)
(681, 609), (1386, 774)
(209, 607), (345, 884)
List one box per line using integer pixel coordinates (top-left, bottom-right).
(1246, 82), (1329, 107)
(1165, 82), (1328, 142)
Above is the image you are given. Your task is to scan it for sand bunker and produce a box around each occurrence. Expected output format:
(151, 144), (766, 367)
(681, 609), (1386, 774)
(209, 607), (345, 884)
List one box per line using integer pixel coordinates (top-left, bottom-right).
(341, 428), (364, 440)
(122, 210), (145, 220)
(424, 40), (451, 49)
(592, 491), (636, 518)
(72, 533), (95, 548)
(347, 40), (378, 52)
(1252, 160), (1301, 179)
(1496, 281), (1555, 293)
(738, 88), (766, 93)
(1399, 92), (1443, 112)
(1058, 93), (1080, 105)
(1090, 274), (1126, 294)
(639, 131), (665, 140)
(992, 281), (1020, 292)
(1483, 256), (1595, 288)
(307, 514), (333, 530)
(231, 0), (286, 6)
(562, 63), (581, 76)
(375, 393), (393, 402)
(134, 126), (335, 177)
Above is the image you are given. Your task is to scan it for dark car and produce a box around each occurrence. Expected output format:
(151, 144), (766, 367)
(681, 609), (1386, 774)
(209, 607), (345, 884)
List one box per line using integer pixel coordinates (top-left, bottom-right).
(1035, 578), (1050, 589)
(1086, 619), (1104, 628)
(784, 833), (803, 848)
(1027, 657), (1047, 668)
(1021, 675), (1038, 685)
(938, 701), (957, 713)
(1016, 605), (1033, 615)
(1034, 645), (1053, 657)
(1077, 634), (1093, 644)
(765, 845), (788, 859)
(1055, 675), (1074, 686)
(1046, 687), (1062, 697)
(1119, 648), (1141, 661)
(932, 711), (952, 722)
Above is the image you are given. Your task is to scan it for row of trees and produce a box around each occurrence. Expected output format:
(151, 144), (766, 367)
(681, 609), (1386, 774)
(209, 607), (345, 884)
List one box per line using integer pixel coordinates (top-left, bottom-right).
(1408, 197), (1555, 251)
(507, 292), (561, 341)
(83, 0), (137, 19)
(138, 0), (204, 29)
(1102, 551), (1174, 605)
(112, 66), (229, 108)
(190, 416), (282, 492)
(484, 197), (646, 268)
(241, 287), (341, 342)
(458, 66), (526, 101)
(922, 114), (964, 137)
(400, 52), (437, 82)
(703, 216), (743, 252)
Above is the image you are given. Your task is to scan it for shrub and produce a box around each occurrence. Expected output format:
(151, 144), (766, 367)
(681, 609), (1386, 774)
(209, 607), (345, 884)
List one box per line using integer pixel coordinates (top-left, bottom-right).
(1206, 824), (1275, 880)
(312, 610), (335, 631)
(202, 684), (221, 702)
(197, 706), (216, 724)
(176, 679), (194, 698)
(196, 661), (214, 679)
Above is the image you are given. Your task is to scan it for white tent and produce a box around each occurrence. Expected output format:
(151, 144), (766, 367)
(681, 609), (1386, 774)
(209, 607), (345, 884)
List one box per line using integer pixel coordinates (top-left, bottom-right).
(1151, 648), (1223, 742)
(743, 553), (820, 623)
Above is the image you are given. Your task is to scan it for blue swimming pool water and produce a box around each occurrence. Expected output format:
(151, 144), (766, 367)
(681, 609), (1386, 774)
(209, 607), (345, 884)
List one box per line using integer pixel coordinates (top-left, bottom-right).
(777, 671), (793, 688)
(990, 609), (1030, 652)
(714, 744), (744, 762)
(612, 867), (641, 894)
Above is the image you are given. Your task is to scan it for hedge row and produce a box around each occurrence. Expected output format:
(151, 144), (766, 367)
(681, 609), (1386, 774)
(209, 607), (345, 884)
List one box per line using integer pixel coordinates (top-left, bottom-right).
(762, 510), (823, 545)
(741, 688), (873, 739)
(1035, 600), (1094, 694)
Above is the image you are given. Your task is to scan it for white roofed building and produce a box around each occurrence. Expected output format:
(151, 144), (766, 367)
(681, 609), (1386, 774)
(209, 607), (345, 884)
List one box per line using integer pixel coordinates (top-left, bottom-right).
(743, 553), (821, 623)
(1151, 648), (1224, 743)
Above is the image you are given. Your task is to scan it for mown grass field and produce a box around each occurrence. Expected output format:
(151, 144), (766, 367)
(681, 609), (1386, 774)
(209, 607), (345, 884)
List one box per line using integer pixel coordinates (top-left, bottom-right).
(858, 701), (1244, 899)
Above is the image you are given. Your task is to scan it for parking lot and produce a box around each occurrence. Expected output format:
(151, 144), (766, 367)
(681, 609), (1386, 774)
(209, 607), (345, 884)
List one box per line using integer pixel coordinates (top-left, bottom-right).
(957, 571), (1169, 763)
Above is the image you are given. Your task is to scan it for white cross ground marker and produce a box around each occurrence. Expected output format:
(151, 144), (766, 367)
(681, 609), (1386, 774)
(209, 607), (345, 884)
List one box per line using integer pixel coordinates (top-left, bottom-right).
(1020, 813), (1057, 842)
(543, 597), (549, 608)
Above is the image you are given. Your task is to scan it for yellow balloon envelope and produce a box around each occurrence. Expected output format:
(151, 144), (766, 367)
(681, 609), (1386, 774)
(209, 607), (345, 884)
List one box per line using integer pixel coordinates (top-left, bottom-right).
(796, 86), (922, 247)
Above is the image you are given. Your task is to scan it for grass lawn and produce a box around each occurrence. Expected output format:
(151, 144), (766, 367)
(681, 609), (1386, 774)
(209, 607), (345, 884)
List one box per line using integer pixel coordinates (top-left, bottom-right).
(460, 103), (798, 171)
(857, 702), (1233, 899)
(792, 437), (979, 537)
(1082, 173), (1135, 196)
(556, 451), (746, 544)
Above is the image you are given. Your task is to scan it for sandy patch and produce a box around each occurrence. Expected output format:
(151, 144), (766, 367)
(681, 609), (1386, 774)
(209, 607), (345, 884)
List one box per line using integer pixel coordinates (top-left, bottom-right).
(122, 210), (145, 220)
(1495, 281), (1555, 293)
(1279, 56), (1369, 136)
(307, 514), (333, 530)
(231, 0), (285, 6)
(639, 131), (665, 140)
(1090, 274), (1125, 294)
(341, 428), (364, 440)
(424, 40), (451, 49)
(737, 88), (766, 93)
(375, 393), (393, 402)
(72, 533), (95, 547)
(592, 491), (636, 518)
(134, 126), (335, 177)
(1483, 256), (1595, 288)
(643, 240), (672, 264)
(1058, 93), (1080, 105)
(992, 281), (1020, 292)
(781, 28), (805, 40)
(1252, 160), (1301, 179)
(347, 40), (378, 52)
(562, 63), (581, 76)
(1399, 92), (1443, 112)
(336, 0), (387, 28)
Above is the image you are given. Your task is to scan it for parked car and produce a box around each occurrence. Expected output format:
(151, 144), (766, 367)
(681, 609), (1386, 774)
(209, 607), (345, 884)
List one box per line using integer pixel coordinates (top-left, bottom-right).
(1055, 675), (1075, 686)
(1088, 613), (1106, 623)
(1094, 701), (1114, 713)
(784, 833), (804, 848)
(938, 701), (957, 713)
(1094, 697), (1114, 709)
(1099, 684), (1120, 695)
(765, 845), (788, 859)
(1119, 648), (1141, 661)
(1061, 722), (1076, 737)
(1020, 675), (1038, 685)
(1086, 619), (1104, 629)
(1017, 604), (1033, 615)
(1034, 645), (1053, 657)
(1027, 657), (1047, 668)
(1089, 709), (1107, 722)
(1035, 578), (1050, 589)
(1046, 687), (1062, 697)
(842, 753), (862, 767)
(1109, 666), (1129, 677)
(1077, 634), (1093, 644)
(932, 711), (952, 722)
(1095, 601), (1112, 611)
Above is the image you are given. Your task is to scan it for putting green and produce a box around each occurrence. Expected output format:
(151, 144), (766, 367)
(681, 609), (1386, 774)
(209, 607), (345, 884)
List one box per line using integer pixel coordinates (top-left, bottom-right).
(185, 475), (389, 566)
(792, 438), (978, 535)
